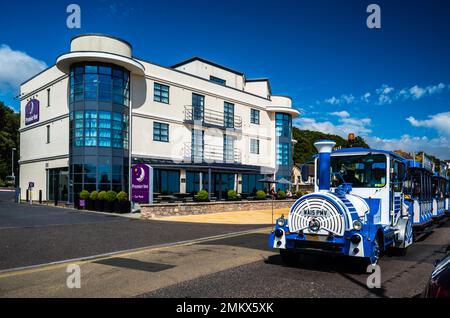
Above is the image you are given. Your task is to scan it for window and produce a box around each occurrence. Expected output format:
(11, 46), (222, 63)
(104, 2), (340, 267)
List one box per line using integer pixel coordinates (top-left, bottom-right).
(47, 88), (51, 107)
(242, 174), (265, 194)
(192, 93), (205, 121)
(276, 113), (292, 137)
(70, 110), (128, 149)
(69, 63), (130, 106)
(153, 169), (180, 194)
(276, 142), (290, 165)
(46, 125), (50, 143)
(210, 76), (226, 86)
(251, 109), (260, 124)
(224, 102), (234, 128)
(328, 154), (387, 188)
(223, 135), (235, 163)
(250, 139), (259, 154)
(153, 122), (169, 142)
(154, 83), (169, 104)
(192, 129), (204, 162)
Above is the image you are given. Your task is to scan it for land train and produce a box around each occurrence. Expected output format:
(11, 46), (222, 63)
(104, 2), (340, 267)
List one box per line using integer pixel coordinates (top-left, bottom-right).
(269, 141), (449, 266)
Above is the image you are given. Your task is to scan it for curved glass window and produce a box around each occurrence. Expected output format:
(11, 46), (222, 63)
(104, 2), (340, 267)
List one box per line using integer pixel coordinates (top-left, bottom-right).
(71, 110), (128, 149)
(69, 63), (130, 106)
(275, 113), (292, 138)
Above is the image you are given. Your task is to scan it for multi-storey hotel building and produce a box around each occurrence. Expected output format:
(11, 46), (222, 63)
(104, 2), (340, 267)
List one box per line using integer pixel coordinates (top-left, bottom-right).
(19, 34), (299, 203)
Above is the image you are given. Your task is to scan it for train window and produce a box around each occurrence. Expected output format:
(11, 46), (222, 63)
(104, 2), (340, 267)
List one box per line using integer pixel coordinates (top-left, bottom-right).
(391, 160), (405, 192)
(330, 154), (387, 188)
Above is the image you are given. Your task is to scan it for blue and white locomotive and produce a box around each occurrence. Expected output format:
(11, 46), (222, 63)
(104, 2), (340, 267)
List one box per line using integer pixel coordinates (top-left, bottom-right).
(269, 140), (414, 266)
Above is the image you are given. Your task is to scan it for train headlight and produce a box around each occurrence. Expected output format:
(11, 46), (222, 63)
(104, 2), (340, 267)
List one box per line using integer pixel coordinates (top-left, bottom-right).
(277, 217), (286, 227)
(353, 220), (363, 231)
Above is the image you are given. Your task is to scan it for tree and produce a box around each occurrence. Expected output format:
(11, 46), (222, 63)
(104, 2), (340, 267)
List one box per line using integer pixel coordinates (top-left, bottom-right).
(0, 101), (20, 181)
(292, 128), (369, 164)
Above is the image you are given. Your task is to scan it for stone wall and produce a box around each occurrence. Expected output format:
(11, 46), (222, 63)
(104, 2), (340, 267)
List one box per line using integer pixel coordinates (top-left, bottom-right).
(140, 199), (296, 219)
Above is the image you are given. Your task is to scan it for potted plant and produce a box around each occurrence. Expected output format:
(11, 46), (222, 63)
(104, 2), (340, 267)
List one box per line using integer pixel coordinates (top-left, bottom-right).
(79, 190), (90, 209)
(105, 190), (117, 212)
(115, 191), (131, 213)
(227, 189), (238, 201)
(86, 190), (98, 210)
(195, 189), (209, 202)
(255, 190), (266, 200)
(96, 191), (107, 211)
(277, 190), (286, 200)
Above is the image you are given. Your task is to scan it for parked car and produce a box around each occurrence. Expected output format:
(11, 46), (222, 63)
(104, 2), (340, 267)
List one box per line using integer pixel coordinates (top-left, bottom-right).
(423, 250), (450, 298)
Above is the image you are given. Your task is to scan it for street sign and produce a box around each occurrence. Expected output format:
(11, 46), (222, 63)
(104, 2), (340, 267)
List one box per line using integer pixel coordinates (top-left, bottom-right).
(131, 164), (153, 204)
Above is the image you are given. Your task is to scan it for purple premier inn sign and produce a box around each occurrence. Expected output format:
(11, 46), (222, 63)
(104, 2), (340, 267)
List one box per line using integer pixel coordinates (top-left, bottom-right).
(131, 164), (153, 204)
(25, 99), (40, 125)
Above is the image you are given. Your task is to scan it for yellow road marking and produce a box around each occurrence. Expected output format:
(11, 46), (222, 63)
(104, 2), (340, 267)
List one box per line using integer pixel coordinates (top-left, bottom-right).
(0, 227), (272, 279)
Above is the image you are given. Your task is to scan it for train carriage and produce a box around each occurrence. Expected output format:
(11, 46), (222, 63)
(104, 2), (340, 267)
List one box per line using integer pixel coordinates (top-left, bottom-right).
(403, 162), (434, 227)
(269, 141), (414, 266)
(431, 174), (447, 219)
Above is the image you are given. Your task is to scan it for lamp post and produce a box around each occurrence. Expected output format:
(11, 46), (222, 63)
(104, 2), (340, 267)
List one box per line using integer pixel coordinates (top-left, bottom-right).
(12, 148), (16, 177)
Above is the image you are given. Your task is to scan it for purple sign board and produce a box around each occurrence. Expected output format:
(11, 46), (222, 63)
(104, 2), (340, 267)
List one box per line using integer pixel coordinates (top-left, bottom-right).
(131, 164), (153, 204)
(25, 99), (40, 125)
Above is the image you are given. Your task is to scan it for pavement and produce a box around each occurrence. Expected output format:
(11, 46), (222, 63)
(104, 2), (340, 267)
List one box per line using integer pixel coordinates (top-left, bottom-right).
(154, 208), (288, 224)
(1, 193), (449, 298)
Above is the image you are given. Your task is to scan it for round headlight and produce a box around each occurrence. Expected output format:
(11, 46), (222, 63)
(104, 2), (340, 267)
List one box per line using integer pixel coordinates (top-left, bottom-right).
(277, 218), (286, 227)
(353, 220), (363, 231)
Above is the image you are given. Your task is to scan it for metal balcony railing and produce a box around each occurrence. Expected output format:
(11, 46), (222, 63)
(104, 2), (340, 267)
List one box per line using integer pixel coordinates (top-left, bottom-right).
(184, 105), (242, 130)
(183, 143), (242, 164)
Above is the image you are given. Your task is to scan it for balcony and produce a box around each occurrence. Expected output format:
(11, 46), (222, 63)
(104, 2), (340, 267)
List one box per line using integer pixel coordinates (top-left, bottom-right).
(183, 143), (242, 164)
(184, 106), (242, 130)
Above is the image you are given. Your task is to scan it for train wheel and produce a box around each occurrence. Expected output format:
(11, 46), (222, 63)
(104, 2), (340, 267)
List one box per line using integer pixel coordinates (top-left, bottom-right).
(279, 249), (301, 266)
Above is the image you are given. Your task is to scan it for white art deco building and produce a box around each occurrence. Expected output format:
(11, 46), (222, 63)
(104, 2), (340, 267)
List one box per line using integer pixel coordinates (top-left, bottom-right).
(19, 34), (299, 203)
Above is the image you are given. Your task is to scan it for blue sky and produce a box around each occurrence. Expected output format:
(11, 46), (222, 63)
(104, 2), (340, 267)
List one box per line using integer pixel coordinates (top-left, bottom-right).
(0, 0), (449, 158)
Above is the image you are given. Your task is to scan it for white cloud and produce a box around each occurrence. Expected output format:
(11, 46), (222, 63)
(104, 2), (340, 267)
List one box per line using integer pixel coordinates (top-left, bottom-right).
(320, 82), (449, 106)
(406, 111), (450, 137)
(294, 115), (372, 138)
(366, 135), (450, 159)
(0, 44), (47, 93)
(328, 110), (350, 118)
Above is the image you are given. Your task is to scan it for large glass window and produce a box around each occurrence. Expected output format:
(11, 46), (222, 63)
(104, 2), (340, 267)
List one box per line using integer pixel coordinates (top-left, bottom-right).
(328, 154), (387, 188)
(276, 113), (292, 138)
(153, 122), (169, 142)
(186, 171), (201, 194)
(242, 174), (265, 194)
(69, 63), (130, 106)
(192, 129), (204, 162)
(277, 142), (290, 165)
(153, 169), (180, 194)
(70, 110), (128, 149)
(154, 83), (169, 104)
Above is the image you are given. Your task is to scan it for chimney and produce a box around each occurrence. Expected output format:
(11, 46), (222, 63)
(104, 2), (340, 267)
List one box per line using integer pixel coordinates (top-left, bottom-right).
(314, 140), (336, 191)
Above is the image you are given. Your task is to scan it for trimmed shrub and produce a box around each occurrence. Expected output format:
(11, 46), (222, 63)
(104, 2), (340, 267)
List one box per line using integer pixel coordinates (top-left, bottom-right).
(278, 190), (286, 200)
(227, 189), (238, 200)
(105, 190), (117, 202)
(80, 190), (90, 200)
(117, 191), (128, 202)
(90, 190), (99, 200)
(296, 191), (304, 198)
(256, 190), (266, 200)
(98, 191), (107, 201)
(196, 189), (209, 202)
